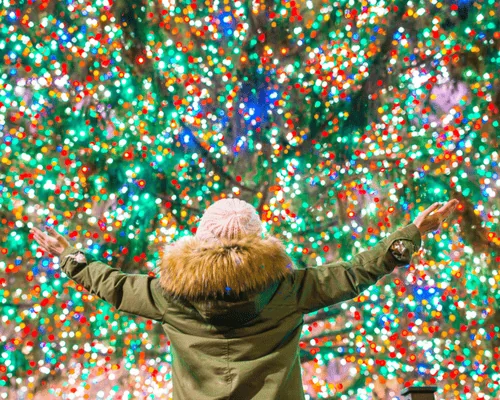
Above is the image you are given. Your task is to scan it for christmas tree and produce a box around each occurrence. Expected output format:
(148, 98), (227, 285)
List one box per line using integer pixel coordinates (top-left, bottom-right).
(0, 0), (499, 398)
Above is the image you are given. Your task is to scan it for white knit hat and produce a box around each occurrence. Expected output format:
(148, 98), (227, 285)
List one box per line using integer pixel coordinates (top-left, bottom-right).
(195, 198), (263, 241)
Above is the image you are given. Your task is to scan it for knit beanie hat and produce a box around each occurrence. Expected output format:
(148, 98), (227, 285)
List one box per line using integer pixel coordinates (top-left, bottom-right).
(195, 198), (263, 241)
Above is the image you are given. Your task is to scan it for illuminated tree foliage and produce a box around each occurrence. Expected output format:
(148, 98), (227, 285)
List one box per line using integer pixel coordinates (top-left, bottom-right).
(0, 0), (499, 398)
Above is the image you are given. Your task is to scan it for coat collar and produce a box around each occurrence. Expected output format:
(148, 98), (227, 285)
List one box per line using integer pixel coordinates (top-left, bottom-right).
(157, 235), (295, 301)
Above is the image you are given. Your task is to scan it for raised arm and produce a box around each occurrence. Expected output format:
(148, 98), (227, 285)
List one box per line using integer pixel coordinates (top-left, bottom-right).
(30, 226), (168, 322)
(58, 246), (168, 322)
(292, 223), (422, 314)
(292, 199), (459, 314)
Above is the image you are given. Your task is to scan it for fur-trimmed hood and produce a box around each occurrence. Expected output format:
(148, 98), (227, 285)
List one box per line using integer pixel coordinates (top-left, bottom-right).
(156, 235), (295, 324)
(158, 235), (295, 301)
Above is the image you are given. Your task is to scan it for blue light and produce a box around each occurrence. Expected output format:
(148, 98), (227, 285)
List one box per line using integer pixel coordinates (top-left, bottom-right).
(219, 12), (236, 36)
(181, 127), (195, 145)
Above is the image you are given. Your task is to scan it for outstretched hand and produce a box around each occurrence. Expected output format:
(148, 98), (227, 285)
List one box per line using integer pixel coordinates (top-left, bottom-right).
(30, 226), (70, 257)
(413, 199), (459, 236)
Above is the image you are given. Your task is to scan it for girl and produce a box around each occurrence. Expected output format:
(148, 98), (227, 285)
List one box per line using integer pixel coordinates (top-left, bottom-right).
(30, 198), (458, 400)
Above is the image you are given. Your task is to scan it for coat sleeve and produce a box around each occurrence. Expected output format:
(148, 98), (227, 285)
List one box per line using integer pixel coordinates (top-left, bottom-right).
(58, 245), (168, 322)
(292, 223), (422, 314)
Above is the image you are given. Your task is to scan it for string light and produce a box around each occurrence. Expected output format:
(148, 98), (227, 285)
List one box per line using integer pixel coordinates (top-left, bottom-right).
(1, 0), (499, 399)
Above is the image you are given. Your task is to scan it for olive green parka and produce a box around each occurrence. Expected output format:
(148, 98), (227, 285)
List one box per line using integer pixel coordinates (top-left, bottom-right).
(59, 223), (422, 400)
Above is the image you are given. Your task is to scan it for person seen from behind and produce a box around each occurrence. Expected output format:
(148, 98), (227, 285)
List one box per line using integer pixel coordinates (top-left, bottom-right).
(30, 198), (459, 399)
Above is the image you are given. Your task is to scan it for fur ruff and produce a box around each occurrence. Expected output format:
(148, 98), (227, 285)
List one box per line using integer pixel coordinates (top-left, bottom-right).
(158, 235), (295, 301)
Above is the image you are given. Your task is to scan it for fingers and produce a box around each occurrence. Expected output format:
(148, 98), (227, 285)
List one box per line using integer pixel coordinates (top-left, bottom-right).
(30, 227), (51, 237)
(30, 226), (57, 241)
(30, 233), (47, 251)
(30, 228), (51, 247)
(46, 226), (60, 237)
(30, 233), (52, 254)
(30, 226), (65, 257)
(421, 202), (441, 217)
(46, 227), (64, 243)
(416, 199), (459, 235)
(436, 199), (459, 219)
(31, 231), (47, 247)
(31, 226), (56, 233)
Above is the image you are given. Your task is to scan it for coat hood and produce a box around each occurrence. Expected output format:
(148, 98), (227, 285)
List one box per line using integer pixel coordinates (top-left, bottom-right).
(157, 235), (295, 325)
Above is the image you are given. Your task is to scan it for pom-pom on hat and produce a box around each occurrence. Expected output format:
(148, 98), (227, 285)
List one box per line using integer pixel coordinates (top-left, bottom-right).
(195, 198), (263, 241)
